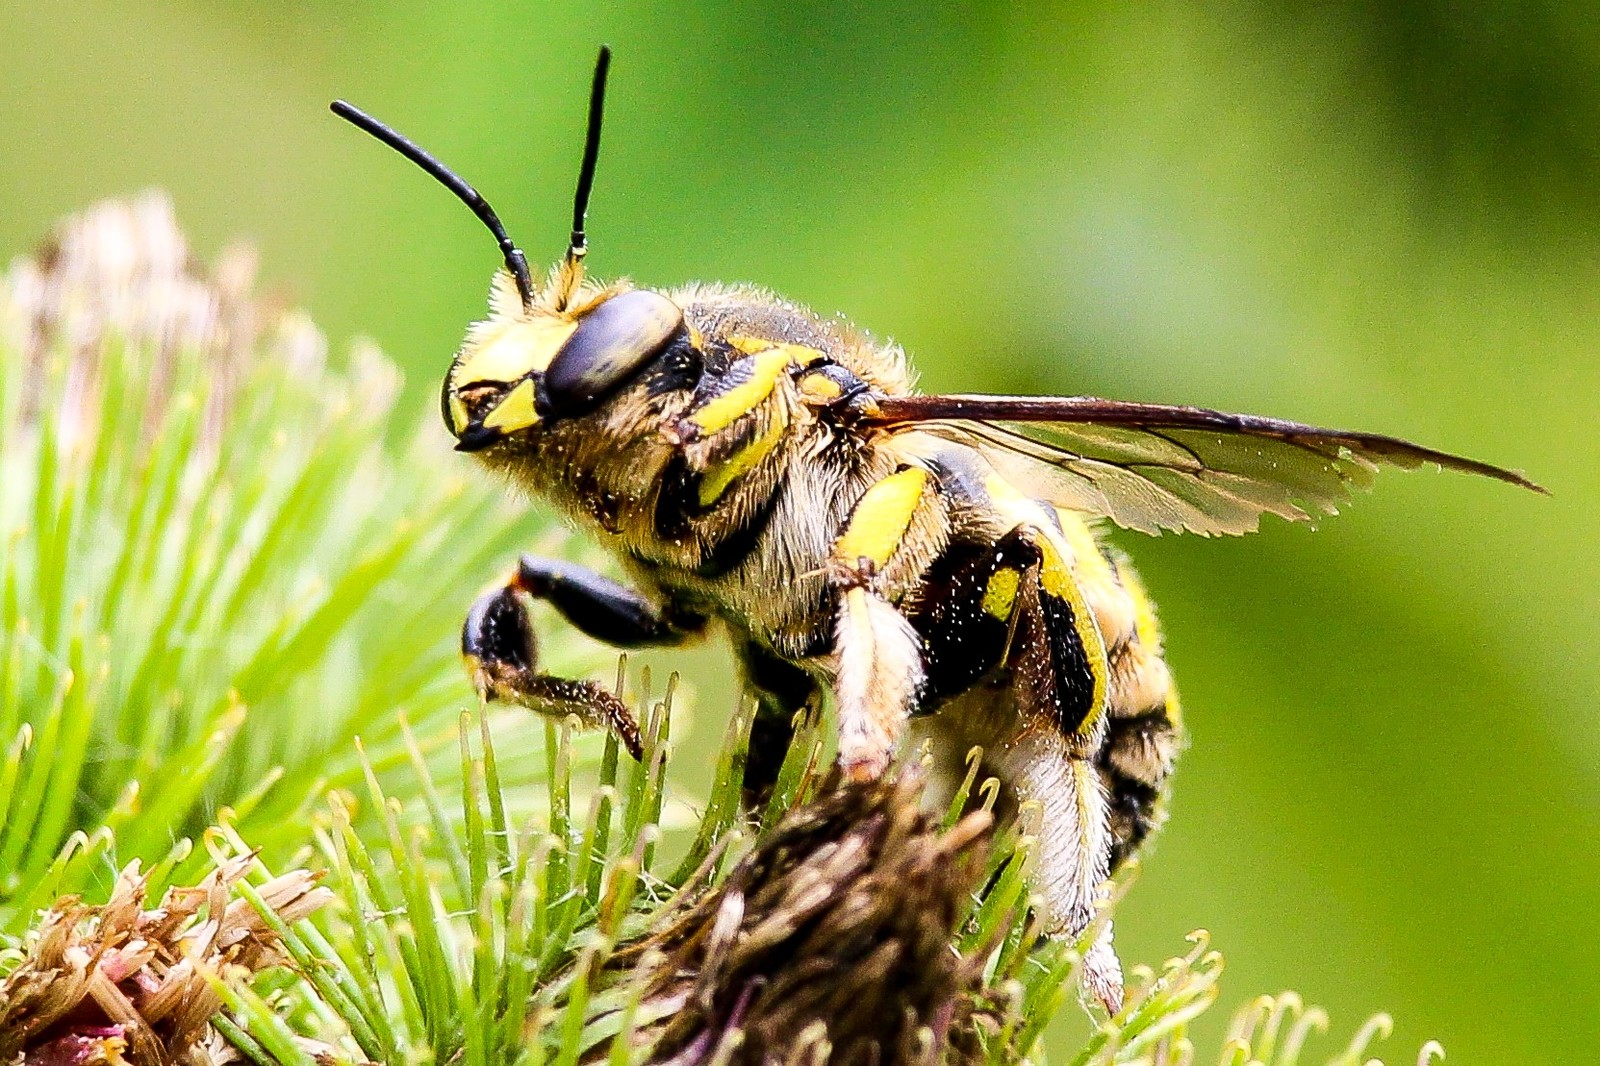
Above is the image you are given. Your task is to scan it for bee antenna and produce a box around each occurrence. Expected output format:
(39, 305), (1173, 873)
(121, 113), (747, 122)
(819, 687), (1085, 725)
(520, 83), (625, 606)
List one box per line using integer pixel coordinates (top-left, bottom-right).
(330, 99), (536, 310)
(566, 45), (612, 266)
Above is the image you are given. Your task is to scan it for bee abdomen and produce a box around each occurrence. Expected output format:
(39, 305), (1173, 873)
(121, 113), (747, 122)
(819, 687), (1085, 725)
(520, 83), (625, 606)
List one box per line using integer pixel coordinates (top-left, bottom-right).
(1096, 553), (1182, 870)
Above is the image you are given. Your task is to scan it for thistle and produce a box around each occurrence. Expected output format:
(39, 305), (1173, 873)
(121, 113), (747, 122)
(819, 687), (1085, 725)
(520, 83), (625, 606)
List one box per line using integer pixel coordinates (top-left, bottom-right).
(0, 856), (331, 1065)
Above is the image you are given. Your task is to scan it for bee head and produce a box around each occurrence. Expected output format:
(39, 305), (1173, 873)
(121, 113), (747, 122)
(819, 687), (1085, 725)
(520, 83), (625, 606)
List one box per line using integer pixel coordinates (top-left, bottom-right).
(443, 279), (685, 451)
(331, 46), (649, 452)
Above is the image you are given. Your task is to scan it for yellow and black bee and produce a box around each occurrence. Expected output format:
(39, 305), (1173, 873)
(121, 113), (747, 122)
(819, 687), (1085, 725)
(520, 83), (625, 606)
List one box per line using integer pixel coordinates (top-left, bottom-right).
(333, 48), (1539, 1009)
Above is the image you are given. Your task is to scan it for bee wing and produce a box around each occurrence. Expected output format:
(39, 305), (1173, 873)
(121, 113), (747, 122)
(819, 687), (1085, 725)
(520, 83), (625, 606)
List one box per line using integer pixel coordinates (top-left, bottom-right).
(864, 395), (1543, 537)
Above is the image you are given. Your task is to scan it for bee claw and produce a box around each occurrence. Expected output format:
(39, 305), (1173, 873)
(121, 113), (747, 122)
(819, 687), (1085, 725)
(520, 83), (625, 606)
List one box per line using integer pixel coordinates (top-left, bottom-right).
(838, 748), (892, 783)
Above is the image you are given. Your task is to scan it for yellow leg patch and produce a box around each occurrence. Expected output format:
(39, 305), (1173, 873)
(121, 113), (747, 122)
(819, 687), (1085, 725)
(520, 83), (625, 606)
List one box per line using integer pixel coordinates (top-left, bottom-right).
(835, 467), (929, 570)
(982, 567), (1020, 620)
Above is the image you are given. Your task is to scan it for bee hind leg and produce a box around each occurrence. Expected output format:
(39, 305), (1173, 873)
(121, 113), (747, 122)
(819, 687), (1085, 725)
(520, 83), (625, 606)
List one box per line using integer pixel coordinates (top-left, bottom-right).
(462, 557), (703, 760)
(921, 689), (1124, 1014)
(912, 522), (1124, 1012)
(994, 726), (1124, 1013)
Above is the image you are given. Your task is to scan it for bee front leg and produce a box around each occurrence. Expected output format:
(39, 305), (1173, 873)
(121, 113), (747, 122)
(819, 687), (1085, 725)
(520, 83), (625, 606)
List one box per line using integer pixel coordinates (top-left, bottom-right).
(510, 556), (705, 647)
(737, 641), (821, 806)
(462, 558), (703, 761)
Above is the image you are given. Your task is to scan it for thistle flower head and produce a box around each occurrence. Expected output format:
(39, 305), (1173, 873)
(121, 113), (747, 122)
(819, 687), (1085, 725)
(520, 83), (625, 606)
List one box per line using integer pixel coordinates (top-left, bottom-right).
(0, 856), (330, 1066)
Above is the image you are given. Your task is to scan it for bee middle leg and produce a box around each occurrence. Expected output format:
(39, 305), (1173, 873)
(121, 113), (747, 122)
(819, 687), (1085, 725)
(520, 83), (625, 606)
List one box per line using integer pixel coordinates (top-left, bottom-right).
(737, 641), (820, 807)
(462, 556), (704, 760)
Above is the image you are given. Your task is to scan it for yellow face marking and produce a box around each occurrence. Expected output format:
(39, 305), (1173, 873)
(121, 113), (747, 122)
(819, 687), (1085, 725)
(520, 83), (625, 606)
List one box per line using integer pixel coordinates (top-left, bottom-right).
(481, 377), (539, 433)
(452, 317), (578, 390)
(447, 392), (470, 435)
(697, 409), (789, 507)
(690, 347), (793, 434)
(982, 567), (1020, 620)
(835, 467), (929, 568)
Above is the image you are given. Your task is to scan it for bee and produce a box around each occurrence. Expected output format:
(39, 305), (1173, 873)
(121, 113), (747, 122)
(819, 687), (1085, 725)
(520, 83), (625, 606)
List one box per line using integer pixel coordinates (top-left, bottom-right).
(332, 48), (1540, 1010)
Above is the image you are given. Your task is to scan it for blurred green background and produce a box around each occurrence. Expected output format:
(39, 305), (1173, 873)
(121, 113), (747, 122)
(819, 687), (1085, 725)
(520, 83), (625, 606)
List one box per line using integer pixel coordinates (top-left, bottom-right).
(3, 2), (1595, 1061)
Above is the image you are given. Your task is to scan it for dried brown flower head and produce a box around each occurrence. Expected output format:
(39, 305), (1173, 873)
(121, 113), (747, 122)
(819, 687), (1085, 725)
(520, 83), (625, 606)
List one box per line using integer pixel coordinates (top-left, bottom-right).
(0, 856), (331, 1066)
(617, 771), (1000, 1066)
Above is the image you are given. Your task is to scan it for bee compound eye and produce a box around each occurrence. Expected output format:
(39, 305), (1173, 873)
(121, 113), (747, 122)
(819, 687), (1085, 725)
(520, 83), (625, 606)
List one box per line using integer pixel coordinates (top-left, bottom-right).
(541, 290), (685, 418)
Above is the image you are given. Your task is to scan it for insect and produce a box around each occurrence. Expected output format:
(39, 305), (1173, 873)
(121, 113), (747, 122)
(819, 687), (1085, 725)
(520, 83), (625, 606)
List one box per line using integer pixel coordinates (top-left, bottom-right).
(332, 48), (1541, 1010)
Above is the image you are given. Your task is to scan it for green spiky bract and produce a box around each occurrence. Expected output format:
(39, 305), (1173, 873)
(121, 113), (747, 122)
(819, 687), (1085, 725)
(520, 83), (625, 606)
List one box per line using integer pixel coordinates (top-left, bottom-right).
(0, 195), (605, 933)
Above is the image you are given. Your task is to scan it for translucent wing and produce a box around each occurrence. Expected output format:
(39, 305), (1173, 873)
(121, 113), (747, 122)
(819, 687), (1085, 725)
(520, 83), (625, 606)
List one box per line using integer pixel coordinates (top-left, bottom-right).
(863, 395), (1542, 536)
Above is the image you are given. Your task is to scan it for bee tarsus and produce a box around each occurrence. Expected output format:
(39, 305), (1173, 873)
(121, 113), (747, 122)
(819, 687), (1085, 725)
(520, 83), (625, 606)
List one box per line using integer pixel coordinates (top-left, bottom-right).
(461, 566), (678, 761)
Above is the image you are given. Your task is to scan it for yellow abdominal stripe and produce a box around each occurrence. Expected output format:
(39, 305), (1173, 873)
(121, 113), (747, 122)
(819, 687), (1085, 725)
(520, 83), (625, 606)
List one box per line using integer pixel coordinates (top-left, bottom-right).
(1035, 535), (1073, 599)
(1038, 531), (1110, 736)
(835, 467), (929, 568)
(1055, 509), (1115, 591)
(1116, 556), (1182, 727)
(1114, 557), (1161, 650)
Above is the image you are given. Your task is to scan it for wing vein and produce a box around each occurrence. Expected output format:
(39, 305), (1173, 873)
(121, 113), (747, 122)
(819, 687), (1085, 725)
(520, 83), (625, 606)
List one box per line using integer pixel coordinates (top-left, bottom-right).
(867, 393), (1541, 536)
